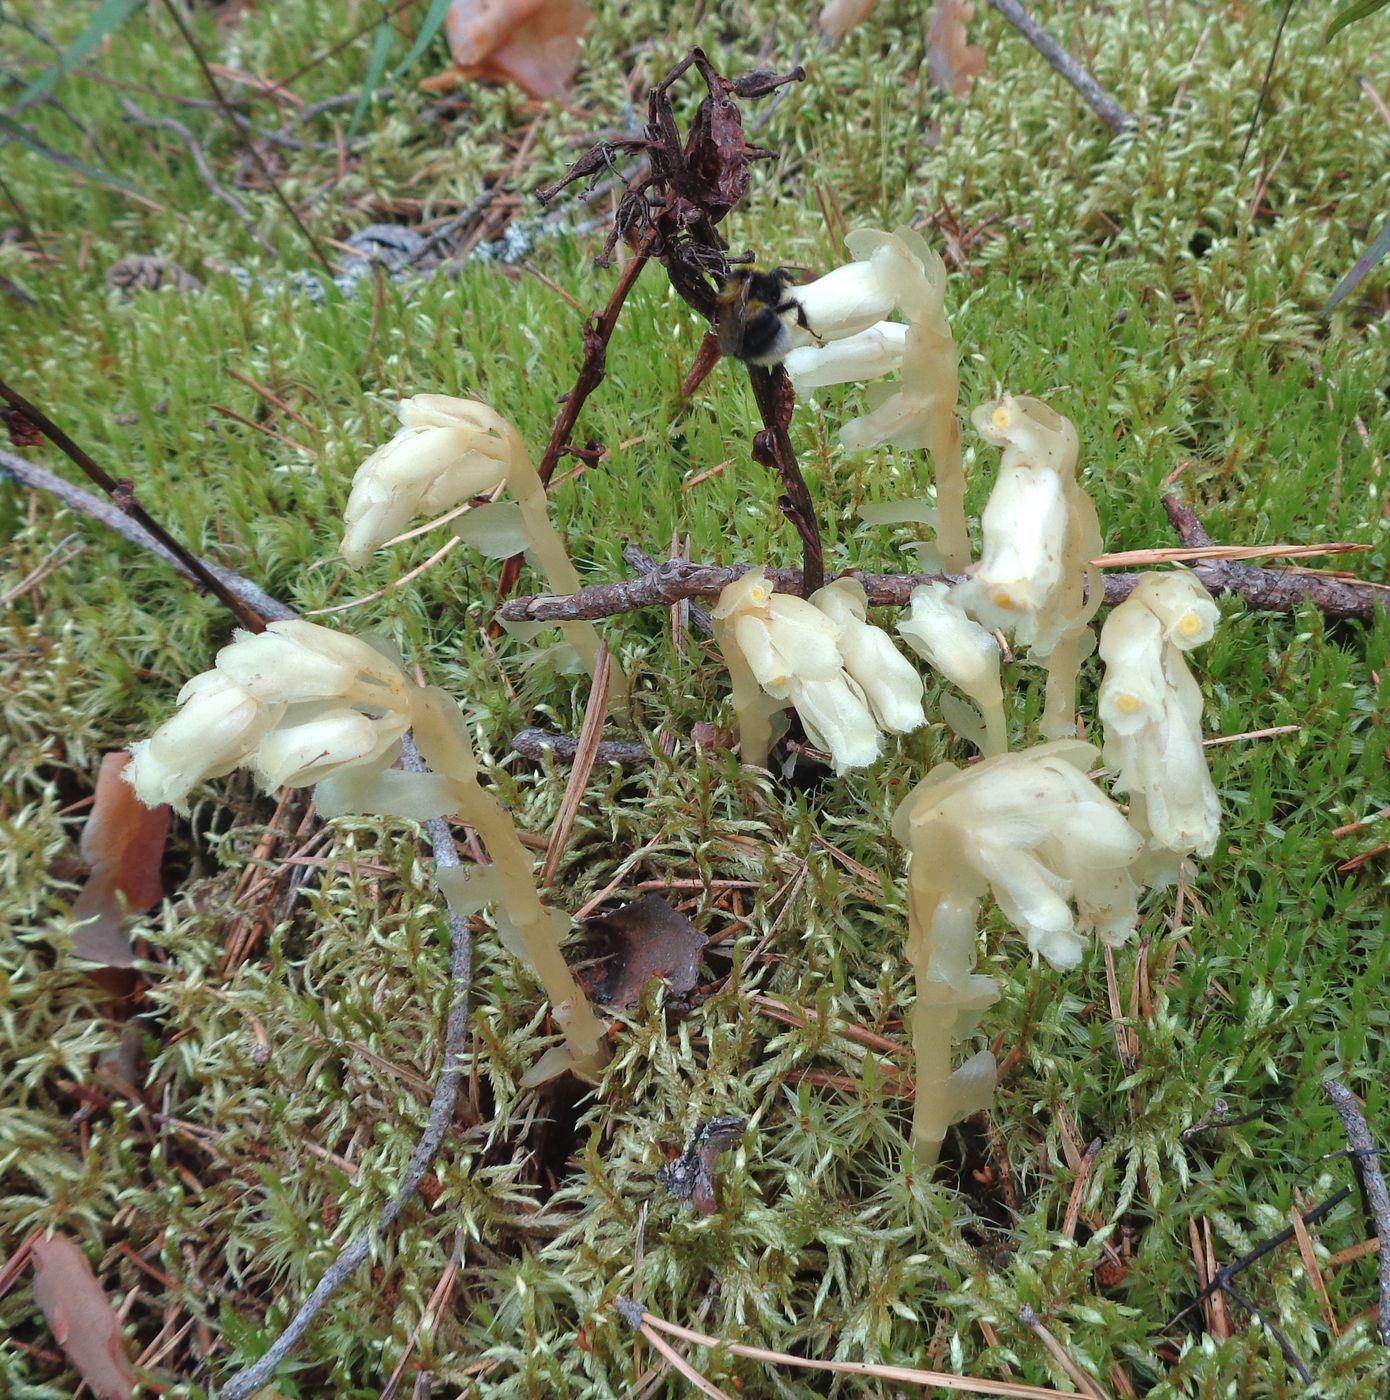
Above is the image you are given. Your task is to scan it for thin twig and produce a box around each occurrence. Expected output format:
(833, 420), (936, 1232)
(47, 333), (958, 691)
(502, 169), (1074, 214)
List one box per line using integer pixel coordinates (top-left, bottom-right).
(512, 728), (649, 768)
(222, 736), (474, 1400)
(0, 387), (272, 630)
(1324, 1079), (1390, 1345)
(623, 543), (713, 635)
(540, 644), (610, 886)
(491, 229), (657, 606)
(499, 547), (1386, 627)
(157, 0), (334, 276)
(987, 0), (1135, 134)
(120, 98), (277, 255)
(746, 364), (824, 595)
(1016, 1307), (1111, 1400)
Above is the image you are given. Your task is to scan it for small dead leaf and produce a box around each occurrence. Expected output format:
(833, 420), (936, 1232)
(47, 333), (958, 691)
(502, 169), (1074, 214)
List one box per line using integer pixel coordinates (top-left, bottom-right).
(927, 0), (986, 97)
(442, 0), (592, 100)
(657, 1116), (746, 1216)
(2, 402), (43, 447)
(69, 752), (170, 966)
(31, 1235), (137, 1399)
(819, 0), (879, 42)
(580, 892), (706, 1010)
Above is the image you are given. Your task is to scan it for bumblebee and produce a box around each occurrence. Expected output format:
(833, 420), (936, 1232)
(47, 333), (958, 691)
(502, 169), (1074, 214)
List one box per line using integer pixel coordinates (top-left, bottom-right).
(714, 265), (813, 366)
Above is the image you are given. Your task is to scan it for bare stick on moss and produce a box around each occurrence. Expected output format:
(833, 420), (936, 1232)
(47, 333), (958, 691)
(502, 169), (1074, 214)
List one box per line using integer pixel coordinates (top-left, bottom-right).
(491, 230), (657, 606)
(987, 0), (1135, 135)
(499, 553), (1386, 626)
(1324, 1078), (1390, 1346)
(222, 738), (472, 1400)
(0, 382), (271, 631)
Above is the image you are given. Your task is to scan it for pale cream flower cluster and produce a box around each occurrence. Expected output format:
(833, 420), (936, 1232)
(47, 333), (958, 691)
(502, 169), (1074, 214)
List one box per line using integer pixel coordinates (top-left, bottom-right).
(784, 227), (970, 569)
(712, 572), (924, 773)
(126, 620), (412, 812)
(341, 395), (513, 567)
(1099, 570), (1221, 871)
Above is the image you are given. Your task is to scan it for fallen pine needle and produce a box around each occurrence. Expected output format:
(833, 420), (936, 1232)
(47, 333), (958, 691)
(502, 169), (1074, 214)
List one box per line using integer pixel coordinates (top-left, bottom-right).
(1092, 541), (1367, 568)
(639, 1310), (1080, 1398)
(306, 536), (460, 615)
(1202, 724), (1300, 747)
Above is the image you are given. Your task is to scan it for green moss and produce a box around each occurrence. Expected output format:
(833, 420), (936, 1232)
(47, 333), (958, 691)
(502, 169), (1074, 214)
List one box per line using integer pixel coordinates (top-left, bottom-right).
(4, 1), (1390, 1396)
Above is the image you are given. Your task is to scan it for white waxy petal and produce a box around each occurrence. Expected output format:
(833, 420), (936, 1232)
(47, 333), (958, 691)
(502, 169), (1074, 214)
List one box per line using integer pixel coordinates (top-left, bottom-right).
(790, 675), (882, 773)
(1132, 570), (1220, 649)
(784, 321), (908, 390)
(127, 673), (281, 810)
(216, 620), (408, 709)
(794, 262), (899, 342)
(1097, 604), (1167, 736)
(897, 582), (1000, 694)
(253, 707), (407, 789)
(811, 581), (924, 735)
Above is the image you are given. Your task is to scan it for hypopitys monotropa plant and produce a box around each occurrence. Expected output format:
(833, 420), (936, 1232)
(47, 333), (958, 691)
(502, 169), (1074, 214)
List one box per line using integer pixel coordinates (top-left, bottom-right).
(126, 618), (607, 1085)
(711, 570), (925, 772)
(893, 740), (1145, 1165)
(1098, 569), (1222, 882)
(342, 393), (625, 704)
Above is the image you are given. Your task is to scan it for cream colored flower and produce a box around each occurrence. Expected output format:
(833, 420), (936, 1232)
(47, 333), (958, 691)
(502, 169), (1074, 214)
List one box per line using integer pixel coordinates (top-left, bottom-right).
(713, 571), (923, 773)
(126, 671), (284, 811)
(894, 740), (1144, 970)
(341, 394), (513, 567)
(127, 620), (414, 809)
(810, 578), (926, 735)
(784, 321), (907, 391)
(1099, 571), (1221, 865)
(897, 582), (1005, 754)
(792, 229), (932, 342)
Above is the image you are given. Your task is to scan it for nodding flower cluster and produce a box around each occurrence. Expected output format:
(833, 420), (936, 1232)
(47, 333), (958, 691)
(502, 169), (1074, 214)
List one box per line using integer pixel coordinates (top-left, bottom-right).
(711, 571), (924, 773)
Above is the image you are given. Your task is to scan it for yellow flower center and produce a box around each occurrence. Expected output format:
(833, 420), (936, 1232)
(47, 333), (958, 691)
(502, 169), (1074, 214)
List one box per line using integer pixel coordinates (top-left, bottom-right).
(991, 405), (1012, 431)
(1115, 693), (1143, 714)
(1177, 612), (1202, 637)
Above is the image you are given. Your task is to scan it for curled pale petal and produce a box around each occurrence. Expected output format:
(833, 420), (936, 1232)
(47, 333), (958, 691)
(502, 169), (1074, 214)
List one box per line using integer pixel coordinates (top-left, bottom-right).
(784, 321), (907, 390)
(254, 707), (407, 789)
(1097, 603), (1167, 736)
(790, 675), (882, 772)
(812, 580), (924, 734)
(1132, 569), (1220, 649)
(712, 569), (775, 621)
(898, 582), (1001, 695)
(127, 672), (281, 811)
(215, 620), (409, 710)
(794, 262), (899, 343)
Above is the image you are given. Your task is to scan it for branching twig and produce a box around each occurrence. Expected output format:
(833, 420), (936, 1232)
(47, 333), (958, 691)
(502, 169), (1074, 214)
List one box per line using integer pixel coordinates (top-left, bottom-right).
(746, 364), (824, 594)
(1324, 1079), (1390, 1345)
(498, 551), (1386, 627)
(157, 0), (334, 276)
(222, 736), (473, 1400)
(0, 385), (272, 631)
(120, 98), (277, 256)
(987, 0), (1135, 135)
(512, 728), (648, 768)
(623, 543), (713, 635)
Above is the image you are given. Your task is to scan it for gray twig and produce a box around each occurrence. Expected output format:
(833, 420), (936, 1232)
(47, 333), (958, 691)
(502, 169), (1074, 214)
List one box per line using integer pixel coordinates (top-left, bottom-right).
(223, 736), (473, 1400)
(121, 98), (277, 256)
(512, 727), (648, 768)
(623, 543), (713, 636)
(1324, 1079), (1390, 1346)
(1, 447), (294, 622)
(987, 0), (1135, 135)
(499, 547), (1385, 628)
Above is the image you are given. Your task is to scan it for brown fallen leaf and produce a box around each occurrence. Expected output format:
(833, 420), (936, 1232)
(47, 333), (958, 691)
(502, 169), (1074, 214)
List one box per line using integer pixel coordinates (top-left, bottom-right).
(819, 0), (880, 42)
(31, 1234), (137, 1399)
(580, 892), (706, 1010)
(69, 752), (170, 966)
(440, 0), (592, 100)
(928, 0), (986, 97)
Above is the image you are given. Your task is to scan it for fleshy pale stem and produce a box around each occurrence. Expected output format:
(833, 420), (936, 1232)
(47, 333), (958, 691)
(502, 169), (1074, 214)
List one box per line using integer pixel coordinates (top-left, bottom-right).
(501, 424), (629, 704)
(412, 688), (608, 1082)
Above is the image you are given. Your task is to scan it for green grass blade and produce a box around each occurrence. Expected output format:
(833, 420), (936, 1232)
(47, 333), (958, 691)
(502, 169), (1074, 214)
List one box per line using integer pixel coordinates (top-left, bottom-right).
(8, 0), (144, 114)
(349, 9), (397, 138)
(389, 0), (453, 80)
(1326, 0), (1390, 42)
(1323, 214), (1390, 313)
(0, 112), (146, 199)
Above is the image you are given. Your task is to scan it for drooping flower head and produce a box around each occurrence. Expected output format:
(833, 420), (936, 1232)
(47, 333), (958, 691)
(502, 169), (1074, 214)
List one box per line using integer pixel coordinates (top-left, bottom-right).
(894, 740), (1144, 970)
(1099, 570), (1221, 869)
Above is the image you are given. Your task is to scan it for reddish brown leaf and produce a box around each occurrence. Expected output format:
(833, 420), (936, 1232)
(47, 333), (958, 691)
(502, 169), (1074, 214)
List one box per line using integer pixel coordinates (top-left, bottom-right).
(928, 0), (987, 97)
(443, 0), (592, 100)
(31, 1235), (137, 1399)
(69, 752), (169, 966)
(580, 892), (706, 1010)
(2, 402), (43, 447)
(818, 0), (879, 42)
